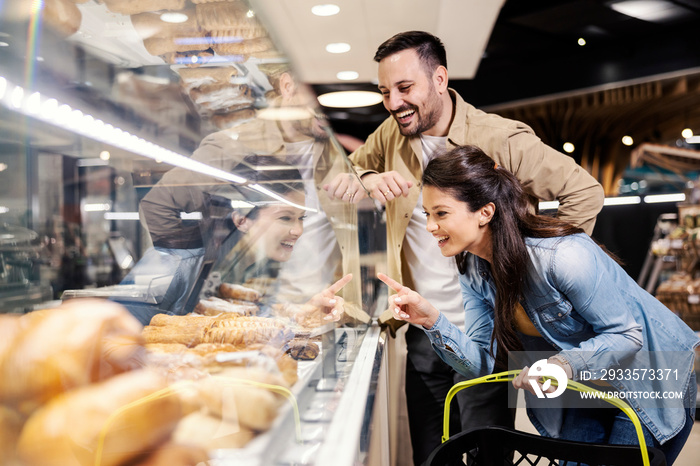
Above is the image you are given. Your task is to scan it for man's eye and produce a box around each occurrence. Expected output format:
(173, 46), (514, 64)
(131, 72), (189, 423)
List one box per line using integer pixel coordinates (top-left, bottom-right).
(399, 85), (411, 93)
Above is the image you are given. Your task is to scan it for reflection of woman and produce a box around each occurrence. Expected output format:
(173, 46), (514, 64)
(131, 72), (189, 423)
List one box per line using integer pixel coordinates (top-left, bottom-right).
(379, 145), (699, 464)
(117, 157), (306, 325)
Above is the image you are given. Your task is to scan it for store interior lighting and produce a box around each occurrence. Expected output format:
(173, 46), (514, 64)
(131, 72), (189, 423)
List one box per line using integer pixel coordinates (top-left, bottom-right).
(311, 4), (340, 16)
(318, 90), (383, 108)
(326, 42), (351, 54)
(606, 0), (688, 22)
(336, 71), (359, 81)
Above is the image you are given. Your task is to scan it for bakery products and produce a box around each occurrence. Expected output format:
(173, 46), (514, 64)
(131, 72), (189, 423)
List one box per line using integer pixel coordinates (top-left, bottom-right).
(211, 108), (257, 129)
(0, 299), (144, 410)
(194, 296), (259, 316)
(172, 411), (254, 449)
(17, 370), (183, 466)
(142, 324), (206, 347)
(130, 442), (210, 466)
(103, 0), (187, 15)
(286, 340), (320, 360)
(176, 66), (240, 92)
(44, 0), (82, 38)
(219, 282), (261, 302)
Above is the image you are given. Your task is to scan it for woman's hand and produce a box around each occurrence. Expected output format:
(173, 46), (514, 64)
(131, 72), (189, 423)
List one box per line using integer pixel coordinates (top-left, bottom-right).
(377, 273), (440, 329)
(307, 274), (353, 322)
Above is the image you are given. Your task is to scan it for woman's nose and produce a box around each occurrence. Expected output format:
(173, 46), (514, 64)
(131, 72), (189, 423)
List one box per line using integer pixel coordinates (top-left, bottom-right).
(290, 221), (303, 237)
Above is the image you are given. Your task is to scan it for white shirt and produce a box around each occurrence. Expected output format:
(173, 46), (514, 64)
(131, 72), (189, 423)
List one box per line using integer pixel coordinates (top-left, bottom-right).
(403, 134), (464, 329)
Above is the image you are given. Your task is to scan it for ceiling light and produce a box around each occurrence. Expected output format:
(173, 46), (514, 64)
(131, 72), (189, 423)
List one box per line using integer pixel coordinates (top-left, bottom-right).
(563, 142), (575, 153)
(577, 38), (586, 46)
(312, 4), (340, 16)
(100, 150), (111, 161)
(0, 42), (9, 47)
(326, 42), (351, 54)
(607, 0), (688, 23)
(681, 128), (693, 138)
(318, 91), (383, 108)
(160, 12), (188, 23)
(621, 135), (634, 146)
(336, 71), (359, 81)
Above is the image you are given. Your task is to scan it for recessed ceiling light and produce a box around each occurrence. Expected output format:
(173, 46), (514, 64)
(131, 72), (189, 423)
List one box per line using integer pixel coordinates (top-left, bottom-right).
(100, 150), (111, 161)
(607, 0), (687, 23)
(318, 91), (383, 108)
(577, 38), (586, 46)
(563, 142), (575, 153)
(336, 71), (359, 80)
(622, 135), (634, 146)
(681, 128), (693, 138)
(160, 12), (188, 23)
(312, 4), (340, 17)
(0, 42), (9, 47)
(326, 42), (351, 54)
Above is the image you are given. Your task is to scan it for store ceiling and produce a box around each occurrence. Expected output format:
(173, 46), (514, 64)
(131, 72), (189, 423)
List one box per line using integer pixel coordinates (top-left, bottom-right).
(306, 0), (700, 140)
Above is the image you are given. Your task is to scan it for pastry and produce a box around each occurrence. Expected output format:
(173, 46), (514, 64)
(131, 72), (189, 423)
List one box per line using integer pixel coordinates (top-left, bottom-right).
(219, 282), (261, 302)
(17, 370), (182, 466)
(194, 296), (258, 316)
(0, 299), (144, 410)
(103, 0), (187, 16)
(142, 324), (206, 347)
(286, 340), (320, 360)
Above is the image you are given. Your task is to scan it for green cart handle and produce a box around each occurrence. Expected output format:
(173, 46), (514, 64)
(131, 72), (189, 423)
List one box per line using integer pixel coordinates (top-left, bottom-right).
(442, 370), (651, 466)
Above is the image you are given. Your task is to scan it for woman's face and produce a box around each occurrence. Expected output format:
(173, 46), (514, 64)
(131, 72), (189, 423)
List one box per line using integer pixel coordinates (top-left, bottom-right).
(422, 185), (493, 261)
(247, 190), (306, 262)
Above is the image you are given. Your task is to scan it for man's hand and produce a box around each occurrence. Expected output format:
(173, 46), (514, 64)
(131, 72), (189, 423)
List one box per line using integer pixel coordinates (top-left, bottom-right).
(323, 173), (367, 204)
(377, 273), (439, 329)
(323, 171), (412, 204)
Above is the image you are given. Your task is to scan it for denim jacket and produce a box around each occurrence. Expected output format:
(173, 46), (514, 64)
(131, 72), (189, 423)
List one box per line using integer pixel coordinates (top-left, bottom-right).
(424, 233), (699, 443)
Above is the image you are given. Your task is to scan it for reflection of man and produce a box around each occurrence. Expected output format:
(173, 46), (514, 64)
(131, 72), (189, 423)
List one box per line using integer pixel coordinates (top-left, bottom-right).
(121, 68), (367, 325)
(324, 31), (604, 465)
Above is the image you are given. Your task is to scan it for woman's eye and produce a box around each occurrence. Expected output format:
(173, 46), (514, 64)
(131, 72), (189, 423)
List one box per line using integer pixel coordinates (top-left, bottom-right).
(299, 215), (307, 221)
(279, 216), (292, 222)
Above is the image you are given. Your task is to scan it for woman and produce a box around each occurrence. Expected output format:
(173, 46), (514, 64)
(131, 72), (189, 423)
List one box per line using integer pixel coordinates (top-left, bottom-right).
(378, 145), (699, 464)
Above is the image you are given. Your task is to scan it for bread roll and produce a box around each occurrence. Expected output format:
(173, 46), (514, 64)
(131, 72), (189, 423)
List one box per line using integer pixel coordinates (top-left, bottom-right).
(17, 370), (183, 466)
(213, 37), (275, 56)
(219, 283), (261, 302)
(131, 9), (200, 39)
(195, 1), (256, 30)
(149, 313), (229, 327)
(142, 324), (206, 347)
(145, 343), (189, 354)
(194, 368), (285, 431)
(0, 405), (24, 465)
(172, 411), (254, 449)
(194, 296), (258, 316)
(131, 441), (210, 466)
(0, 299), (144, 409)
(103, 0), (186, 15)
(44, 0), (82, 38)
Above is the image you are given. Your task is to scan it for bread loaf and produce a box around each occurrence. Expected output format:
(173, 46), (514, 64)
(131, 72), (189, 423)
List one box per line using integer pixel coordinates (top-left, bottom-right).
(219, 283), (261, 302)
(194, 296), (258, 316)
(44, 0), (82, 38)
(17, 370), (183, 466)
(142, 324), (206, 347)
(172, 411), (254, 449)
(103, 0), (186, 15)
(0, 299), (144, 409)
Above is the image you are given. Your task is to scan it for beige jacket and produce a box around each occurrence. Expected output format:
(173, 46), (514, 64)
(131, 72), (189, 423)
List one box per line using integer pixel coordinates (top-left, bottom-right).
(349, 90), (605, 330)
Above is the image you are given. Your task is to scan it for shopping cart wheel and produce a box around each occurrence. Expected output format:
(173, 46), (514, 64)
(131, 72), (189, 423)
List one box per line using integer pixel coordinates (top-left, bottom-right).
(422, 426), (667, 466)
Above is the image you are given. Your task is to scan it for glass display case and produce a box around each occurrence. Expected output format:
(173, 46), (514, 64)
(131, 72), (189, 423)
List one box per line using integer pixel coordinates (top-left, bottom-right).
(0, 1), (387, 465)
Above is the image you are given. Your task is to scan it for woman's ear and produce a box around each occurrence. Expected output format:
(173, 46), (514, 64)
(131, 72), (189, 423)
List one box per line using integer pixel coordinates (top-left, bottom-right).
(232, 212), (252, 233)
(480, 202), (496, 226)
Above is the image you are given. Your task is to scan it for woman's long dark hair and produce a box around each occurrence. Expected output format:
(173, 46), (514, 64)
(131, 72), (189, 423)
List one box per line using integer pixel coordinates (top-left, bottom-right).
(422, 145), (584, 357)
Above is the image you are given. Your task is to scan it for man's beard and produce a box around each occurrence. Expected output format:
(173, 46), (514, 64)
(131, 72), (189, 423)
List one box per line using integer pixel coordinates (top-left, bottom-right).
(394, 88), (443, 137)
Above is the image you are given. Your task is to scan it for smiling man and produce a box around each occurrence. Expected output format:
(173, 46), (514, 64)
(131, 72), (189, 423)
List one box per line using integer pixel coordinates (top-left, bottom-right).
(324, 30), (605, 465)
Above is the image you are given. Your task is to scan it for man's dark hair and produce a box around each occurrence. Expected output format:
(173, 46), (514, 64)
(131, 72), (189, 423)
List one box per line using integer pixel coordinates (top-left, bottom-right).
(374, 31), (447, 77)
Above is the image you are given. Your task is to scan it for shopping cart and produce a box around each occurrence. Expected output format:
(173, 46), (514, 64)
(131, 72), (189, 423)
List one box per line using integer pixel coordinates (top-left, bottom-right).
(423, 370), (667, 466)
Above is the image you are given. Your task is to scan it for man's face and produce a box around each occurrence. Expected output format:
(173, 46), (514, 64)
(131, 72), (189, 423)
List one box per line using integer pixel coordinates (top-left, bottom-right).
(377, 49), (444, 137)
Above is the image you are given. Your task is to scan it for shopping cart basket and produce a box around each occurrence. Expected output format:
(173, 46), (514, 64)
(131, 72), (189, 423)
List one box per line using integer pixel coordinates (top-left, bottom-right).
(423, 370), (667, 466)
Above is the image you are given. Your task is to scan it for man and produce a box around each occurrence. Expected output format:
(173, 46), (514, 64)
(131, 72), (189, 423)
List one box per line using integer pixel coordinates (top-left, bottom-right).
(324, 31), (604, 465)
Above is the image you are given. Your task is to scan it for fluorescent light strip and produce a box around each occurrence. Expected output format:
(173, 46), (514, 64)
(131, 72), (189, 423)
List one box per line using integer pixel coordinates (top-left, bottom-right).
(539, 193), (682, 210)
(249, 183), (317, 212)
(604, 196), (641, 206)
(104, 212), (140, 220)
(644, 193), (685, 204)
(0, 76), (246, 186)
